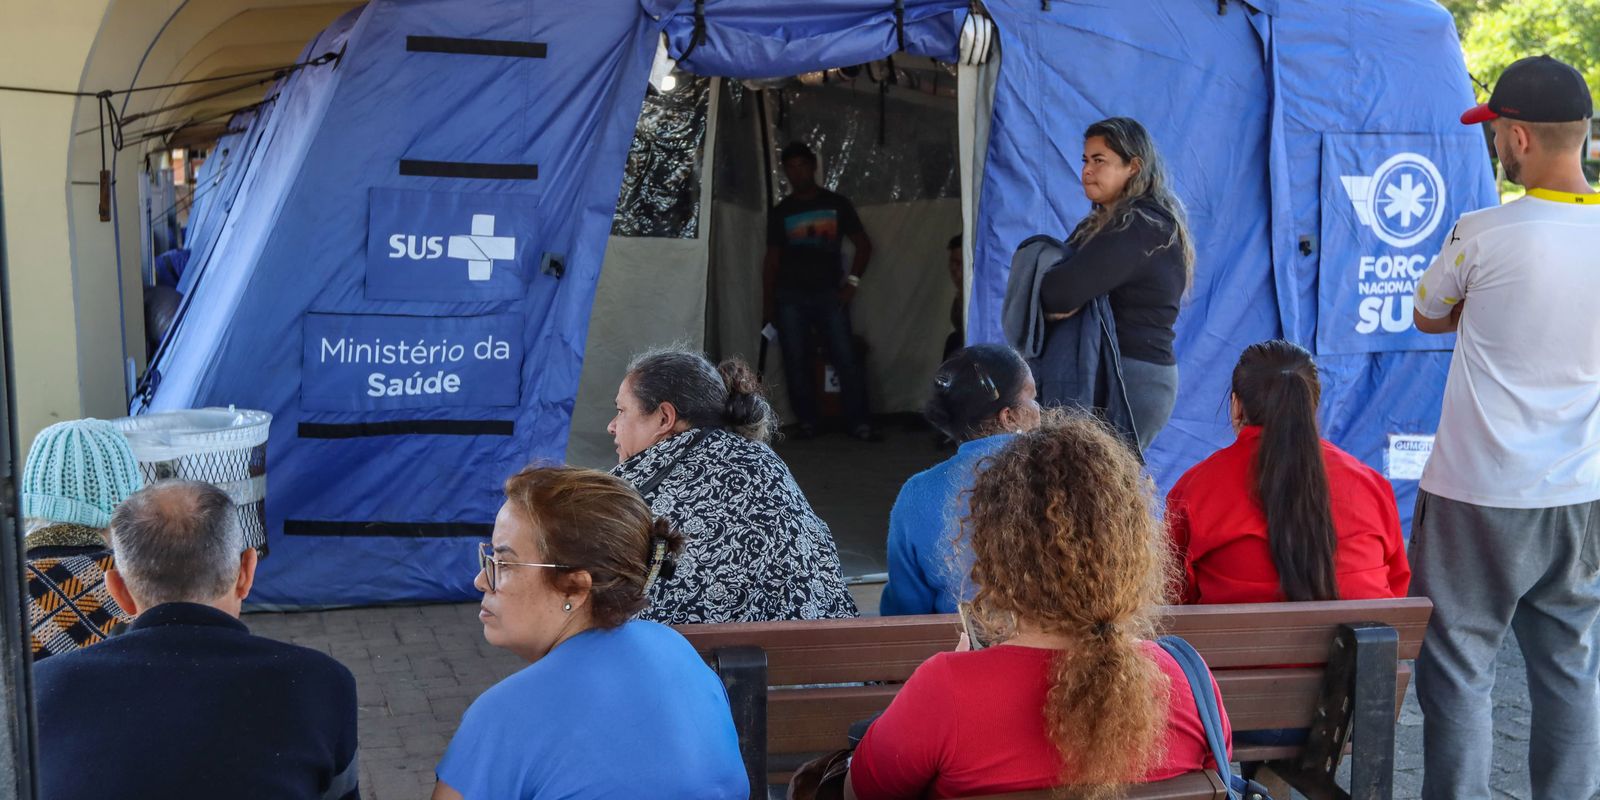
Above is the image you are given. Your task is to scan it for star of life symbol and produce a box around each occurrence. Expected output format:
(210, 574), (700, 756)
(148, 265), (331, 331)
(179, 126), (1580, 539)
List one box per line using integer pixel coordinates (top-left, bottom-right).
(447, 214), (514, 281)
(1340, 152), (1447, 249)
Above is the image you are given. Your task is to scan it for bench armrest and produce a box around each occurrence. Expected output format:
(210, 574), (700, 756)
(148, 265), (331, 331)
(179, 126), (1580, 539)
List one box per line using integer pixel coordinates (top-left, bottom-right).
(1271, 622), (1400, 800)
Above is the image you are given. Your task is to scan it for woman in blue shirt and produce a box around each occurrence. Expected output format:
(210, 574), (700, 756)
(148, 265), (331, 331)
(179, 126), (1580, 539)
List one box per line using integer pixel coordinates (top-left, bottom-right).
(433, 466), (747, 800)
(879, 345), (1042, 615)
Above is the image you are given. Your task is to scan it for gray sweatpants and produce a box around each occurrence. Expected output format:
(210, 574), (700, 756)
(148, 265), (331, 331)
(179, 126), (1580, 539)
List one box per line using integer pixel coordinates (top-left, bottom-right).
(1410, 489), (1600, 800)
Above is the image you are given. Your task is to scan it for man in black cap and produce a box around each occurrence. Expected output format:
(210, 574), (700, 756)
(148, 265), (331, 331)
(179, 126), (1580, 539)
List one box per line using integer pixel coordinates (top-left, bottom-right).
(1410, 55), (1600, 800)
(763, 142), (877, 440)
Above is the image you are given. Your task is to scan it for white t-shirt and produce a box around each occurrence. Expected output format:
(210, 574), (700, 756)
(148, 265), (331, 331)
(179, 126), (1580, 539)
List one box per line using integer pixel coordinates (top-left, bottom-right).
(1413, 189), (1600, 509)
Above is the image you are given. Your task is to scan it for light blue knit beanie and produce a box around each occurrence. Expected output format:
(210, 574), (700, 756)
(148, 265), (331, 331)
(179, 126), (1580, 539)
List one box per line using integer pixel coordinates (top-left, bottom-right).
(21, 419), (145, 529)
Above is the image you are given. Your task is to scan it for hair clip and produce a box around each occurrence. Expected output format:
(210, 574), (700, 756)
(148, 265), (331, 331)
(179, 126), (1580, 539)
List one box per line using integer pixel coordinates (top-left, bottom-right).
(643, 538), (668, 591)
(971, 362), (1000, 402)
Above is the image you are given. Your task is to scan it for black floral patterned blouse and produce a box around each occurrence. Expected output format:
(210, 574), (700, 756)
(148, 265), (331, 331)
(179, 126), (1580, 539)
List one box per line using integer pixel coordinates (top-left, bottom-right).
(613, 428), (858, 624)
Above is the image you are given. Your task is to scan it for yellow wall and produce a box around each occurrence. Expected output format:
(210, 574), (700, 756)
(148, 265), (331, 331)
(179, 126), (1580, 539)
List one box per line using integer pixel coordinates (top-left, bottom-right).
(1, 1), (114, 450)
(2, 0), (355, 454)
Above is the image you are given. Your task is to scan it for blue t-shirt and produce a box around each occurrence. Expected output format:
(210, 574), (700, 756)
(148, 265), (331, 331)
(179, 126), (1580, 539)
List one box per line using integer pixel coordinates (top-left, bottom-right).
(437, 620), (746, 799)
(880, 434), (1015, 616)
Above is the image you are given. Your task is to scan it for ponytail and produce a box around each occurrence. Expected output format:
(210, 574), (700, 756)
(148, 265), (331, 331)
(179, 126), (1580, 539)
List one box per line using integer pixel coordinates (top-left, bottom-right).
(1232, 341), (1339, 602)
(1042, 622), (1165, 796)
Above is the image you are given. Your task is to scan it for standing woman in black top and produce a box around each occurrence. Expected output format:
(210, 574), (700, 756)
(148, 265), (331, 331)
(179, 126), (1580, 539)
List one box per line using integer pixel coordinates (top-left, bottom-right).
(1040, 117), (1194, 451)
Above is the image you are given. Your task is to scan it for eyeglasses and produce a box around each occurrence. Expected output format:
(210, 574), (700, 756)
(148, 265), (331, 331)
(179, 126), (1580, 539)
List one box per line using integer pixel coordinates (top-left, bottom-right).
(477, 542), (571, 593)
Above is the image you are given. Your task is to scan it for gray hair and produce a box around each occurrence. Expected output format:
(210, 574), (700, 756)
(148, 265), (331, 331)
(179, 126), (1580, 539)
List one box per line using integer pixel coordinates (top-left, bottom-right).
(1072, 116), (1196, 292)
(625, 346), (777, 443)
(109, 480), (244, 606)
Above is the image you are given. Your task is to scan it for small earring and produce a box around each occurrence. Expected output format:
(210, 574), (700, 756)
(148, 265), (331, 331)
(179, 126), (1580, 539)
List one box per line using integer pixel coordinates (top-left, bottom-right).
(562, 602), (573, 613)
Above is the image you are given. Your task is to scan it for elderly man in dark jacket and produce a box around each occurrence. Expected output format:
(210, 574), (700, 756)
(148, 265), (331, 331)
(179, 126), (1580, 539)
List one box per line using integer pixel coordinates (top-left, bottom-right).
(32, 480), (359, 800)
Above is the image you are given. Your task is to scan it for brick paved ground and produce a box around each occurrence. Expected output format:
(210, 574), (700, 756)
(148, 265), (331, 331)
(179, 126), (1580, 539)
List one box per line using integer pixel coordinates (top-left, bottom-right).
(1392, 633), (1545, 800)
(249, 603), (522, 800)
(246, 595), (1554, 800)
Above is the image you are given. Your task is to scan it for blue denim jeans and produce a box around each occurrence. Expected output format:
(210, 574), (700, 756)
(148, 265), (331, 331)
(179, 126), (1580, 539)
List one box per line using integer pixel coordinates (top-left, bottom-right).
(773, 289), (870, 430)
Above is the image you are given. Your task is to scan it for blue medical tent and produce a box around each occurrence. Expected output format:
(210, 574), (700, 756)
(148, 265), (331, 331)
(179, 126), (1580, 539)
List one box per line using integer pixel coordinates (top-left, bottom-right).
(136, 0), (1495, 607)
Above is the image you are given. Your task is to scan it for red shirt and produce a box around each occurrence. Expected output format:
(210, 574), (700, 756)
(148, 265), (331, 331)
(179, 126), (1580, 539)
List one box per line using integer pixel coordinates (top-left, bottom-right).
(849, 643), (1225, 799)
(1165, 427), (1411, 605)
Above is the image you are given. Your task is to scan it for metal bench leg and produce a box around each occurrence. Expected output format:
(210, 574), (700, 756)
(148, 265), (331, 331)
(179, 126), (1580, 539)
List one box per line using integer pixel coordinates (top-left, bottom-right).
(1270, 622), (1400, 800)
(1343, 623), (1400, 800)
(714, 646), (768, 800)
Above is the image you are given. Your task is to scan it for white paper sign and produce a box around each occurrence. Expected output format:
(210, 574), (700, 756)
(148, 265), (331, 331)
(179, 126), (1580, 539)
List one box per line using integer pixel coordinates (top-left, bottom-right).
(1385, 434), (1435, 481)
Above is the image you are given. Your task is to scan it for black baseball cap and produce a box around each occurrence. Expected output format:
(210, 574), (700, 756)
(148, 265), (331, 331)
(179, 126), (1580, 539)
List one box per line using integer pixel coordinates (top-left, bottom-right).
(1462, 55), (1593, 125)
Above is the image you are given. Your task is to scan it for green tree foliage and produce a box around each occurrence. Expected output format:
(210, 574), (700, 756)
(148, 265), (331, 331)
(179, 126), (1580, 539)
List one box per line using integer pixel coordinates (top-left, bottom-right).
(1437, 0), (1508, 34)
(1447, 0), (1600, 109)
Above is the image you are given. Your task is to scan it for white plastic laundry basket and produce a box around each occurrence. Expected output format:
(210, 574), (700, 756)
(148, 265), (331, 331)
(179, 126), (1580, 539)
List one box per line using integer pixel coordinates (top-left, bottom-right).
(112, 407), (272, 554)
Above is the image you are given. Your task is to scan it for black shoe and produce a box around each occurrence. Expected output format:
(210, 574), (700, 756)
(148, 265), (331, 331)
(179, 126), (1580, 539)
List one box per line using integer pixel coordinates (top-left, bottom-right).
(851, 424), (882, 442)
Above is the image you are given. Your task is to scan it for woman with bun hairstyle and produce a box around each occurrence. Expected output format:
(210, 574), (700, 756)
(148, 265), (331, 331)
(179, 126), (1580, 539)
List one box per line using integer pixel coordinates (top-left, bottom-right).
(609, 346), (857, 623)
(433, 465), (746, 799)
(849, 414), (1224, 799)
(1165, 340), (1410, 604)
(880, 345), (1041, 616)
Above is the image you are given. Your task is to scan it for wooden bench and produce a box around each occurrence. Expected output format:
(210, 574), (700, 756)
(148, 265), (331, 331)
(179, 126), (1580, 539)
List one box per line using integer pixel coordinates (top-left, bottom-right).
(676, 597), (1431, 800)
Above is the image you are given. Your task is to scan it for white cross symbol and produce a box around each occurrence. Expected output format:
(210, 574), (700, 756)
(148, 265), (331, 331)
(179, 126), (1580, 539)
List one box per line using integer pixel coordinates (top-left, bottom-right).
(1381, 173), (1431, 229)
(447, 214), (515, 281)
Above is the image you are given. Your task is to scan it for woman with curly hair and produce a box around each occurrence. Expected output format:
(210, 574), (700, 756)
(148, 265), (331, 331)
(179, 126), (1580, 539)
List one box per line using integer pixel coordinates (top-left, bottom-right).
(848, 413), (1227, 799)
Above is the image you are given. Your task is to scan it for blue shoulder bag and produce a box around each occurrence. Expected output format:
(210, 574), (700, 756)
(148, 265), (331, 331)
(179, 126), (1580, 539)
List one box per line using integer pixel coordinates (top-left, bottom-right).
(1157, 636), (1275, 800)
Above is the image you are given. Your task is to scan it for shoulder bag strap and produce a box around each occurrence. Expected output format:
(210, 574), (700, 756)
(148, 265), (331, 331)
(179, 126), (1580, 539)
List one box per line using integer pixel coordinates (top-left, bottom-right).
(633, 429), (708, 500)
(1157, 636), (1274, 800)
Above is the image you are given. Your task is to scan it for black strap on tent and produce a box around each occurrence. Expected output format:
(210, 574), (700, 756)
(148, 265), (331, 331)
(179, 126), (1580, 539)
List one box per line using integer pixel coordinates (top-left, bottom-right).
(284, 520), (494, 538)
(893, 0), (906, 52)
(877, 56), (896, 146)
(406, 36), (548, 58)
(299, 420), (515, 439)
(879, 76), (889, 145)
(399, 159), (538, 180)
(679, 0), (709, 63)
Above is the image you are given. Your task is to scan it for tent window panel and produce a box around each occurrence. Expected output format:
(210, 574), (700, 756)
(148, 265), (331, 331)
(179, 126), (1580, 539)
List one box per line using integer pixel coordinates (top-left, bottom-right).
(768, 66), (960, 206)
(612, 76), (711, 239)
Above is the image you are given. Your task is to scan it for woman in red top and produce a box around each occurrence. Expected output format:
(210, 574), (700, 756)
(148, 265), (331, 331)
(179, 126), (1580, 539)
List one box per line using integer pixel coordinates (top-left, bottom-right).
(1166, 340), (1411, 604)
(849, 414), (1226, 800)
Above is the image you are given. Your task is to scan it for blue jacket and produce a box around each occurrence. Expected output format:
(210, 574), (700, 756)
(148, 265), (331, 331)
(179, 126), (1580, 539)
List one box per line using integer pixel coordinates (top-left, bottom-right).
(880, 434), (1015, 616)
(1006, 234), (1140, 451)
(33, 602), (358, 800)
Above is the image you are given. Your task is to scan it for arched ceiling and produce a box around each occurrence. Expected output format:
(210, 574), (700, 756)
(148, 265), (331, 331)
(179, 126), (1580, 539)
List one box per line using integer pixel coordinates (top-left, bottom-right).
(71, 0), (361, 172)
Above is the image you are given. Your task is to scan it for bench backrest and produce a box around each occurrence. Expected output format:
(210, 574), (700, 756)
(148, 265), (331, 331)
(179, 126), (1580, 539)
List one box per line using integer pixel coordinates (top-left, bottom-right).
(675, 597), (1432, 792)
